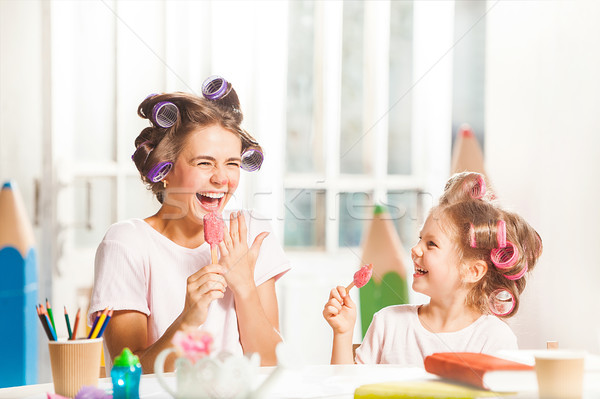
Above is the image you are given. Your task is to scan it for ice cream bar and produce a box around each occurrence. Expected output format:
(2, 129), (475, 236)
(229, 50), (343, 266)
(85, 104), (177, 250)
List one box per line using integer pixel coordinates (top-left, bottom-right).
(203, 212), (224, 264)
(346, 264), (373, 291)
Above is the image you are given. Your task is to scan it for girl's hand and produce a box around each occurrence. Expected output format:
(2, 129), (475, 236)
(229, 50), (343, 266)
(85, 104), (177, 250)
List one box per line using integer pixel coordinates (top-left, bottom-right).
(218, 211), (269, 296)
(179, 264), (227, 327)
(323, 286), (357, 335)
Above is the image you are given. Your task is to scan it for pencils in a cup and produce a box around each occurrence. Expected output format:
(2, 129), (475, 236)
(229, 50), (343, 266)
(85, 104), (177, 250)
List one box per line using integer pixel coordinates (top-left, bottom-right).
(46, 298), (56, 332)
(70, 308), (81, 340)
(96, 308), (113, 338)
(36, 305), (54, 341)
(38, 305), (57, 341)
(88, 307), (108, 339)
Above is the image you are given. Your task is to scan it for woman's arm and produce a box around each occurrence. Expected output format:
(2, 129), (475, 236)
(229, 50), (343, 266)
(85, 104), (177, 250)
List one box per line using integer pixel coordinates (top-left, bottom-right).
(104, 263), (228, 373)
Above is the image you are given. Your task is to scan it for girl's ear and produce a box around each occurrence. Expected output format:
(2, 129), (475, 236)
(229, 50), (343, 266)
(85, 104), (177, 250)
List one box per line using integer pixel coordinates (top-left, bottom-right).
(464, 259), (488, 284)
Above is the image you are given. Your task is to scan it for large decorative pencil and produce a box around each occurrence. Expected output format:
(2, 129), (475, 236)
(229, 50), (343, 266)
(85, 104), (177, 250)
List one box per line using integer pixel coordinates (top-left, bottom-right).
(451, 124), (487, 176)
(358, 205), (409, 338)
(0, 181), (38, 387)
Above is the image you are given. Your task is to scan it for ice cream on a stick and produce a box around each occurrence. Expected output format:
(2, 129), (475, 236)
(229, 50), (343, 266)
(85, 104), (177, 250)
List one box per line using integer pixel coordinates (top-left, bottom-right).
(203, 211), (225, 264)
(346, 264), (373, 292)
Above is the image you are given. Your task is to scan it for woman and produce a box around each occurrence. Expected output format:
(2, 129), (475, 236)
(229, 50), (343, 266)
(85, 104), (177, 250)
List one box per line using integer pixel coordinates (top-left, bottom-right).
(89, 76), (290, 373)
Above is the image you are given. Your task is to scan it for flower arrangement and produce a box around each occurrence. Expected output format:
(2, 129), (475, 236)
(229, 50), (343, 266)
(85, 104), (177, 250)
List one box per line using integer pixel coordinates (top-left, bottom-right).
(171, 329), (213, 363)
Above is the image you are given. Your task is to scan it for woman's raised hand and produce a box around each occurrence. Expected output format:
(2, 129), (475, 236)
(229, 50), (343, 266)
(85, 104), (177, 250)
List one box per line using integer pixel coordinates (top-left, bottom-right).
(180, 264), (227, 327)
(218, 211), (269, 296)
(323, 286), (357, 335)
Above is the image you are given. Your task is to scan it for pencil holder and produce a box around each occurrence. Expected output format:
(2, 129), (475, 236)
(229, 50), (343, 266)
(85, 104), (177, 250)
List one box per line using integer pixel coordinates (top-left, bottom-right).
(48, 338), (103, 398)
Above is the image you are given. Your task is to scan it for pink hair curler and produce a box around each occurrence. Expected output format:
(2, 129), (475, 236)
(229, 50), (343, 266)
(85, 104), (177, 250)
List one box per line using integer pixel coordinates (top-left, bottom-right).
(488, 288), (515, 316)
(504, 261), (528, 280)
(152, 101), (179, 128)
(491, 241), (519, 269)
(470, 175), (486, 199)
(496, 220), (507, 248)
(469, 224), (477, 248)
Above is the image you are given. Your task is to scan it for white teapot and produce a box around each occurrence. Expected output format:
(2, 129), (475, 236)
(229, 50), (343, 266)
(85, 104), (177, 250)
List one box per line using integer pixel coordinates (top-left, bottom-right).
(154, 346), (283, 399)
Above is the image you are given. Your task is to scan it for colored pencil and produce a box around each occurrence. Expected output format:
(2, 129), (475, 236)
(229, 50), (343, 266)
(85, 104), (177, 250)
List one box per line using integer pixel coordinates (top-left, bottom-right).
(46, 299), (56, 332)
(40, 306), (57, 341)
(96, 308), (113, 338)
(36, 305), (54, 340)
(70, 308), (81, 340)
(88, 307), (108, 339)
(64, 306), (73, 340)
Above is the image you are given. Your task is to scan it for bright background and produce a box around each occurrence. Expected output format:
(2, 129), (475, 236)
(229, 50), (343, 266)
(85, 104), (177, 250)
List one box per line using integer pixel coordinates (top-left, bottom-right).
(1, 0), (600, 383)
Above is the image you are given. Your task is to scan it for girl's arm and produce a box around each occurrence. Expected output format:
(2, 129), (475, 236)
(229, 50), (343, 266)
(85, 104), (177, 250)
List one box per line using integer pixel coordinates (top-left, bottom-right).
(323, 286), (357, 364)
(104, 264), (227, 373)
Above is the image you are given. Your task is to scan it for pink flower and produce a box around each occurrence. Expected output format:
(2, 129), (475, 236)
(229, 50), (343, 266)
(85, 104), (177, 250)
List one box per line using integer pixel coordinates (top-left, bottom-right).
(172, 330), (213, 363)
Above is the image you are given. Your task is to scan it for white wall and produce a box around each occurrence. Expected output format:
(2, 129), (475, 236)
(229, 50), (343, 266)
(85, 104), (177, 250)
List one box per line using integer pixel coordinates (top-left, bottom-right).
(486, 0), (600, 352)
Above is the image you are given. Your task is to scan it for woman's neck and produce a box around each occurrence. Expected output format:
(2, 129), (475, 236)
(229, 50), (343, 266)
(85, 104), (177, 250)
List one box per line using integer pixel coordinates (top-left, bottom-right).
(418, 298), (482, 333)
(145, 208), (206, 249)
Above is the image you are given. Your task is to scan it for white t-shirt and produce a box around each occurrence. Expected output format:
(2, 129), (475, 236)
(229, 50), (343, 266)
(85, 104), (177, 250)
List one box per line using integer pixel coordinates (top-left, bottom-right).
(89, 209), (290, 370)
(355, 304), (518, 366)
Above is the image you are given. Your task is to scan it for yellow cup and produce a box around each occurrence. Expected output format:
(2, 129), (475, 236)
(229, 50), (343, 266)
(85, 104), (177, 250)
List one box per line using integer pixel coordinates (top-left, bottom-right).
(48, 338), (103, 398)
(534, 350), (585, 399)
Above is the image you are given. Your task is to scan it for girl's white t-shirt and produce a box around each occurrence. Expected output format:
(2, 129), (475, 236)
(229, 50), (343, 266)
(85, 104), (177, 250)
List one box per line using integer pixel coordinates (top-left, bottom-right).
(355, 304), (518, 366)
(89, 209), (290, 370)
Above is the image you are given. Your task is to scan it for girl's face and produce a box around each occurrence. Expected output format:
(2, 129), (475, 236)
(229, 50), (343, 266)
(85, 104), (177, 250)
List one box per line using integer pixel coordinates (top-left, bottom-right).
(163, 124), (242, 220)
(410, 212), (465, 300)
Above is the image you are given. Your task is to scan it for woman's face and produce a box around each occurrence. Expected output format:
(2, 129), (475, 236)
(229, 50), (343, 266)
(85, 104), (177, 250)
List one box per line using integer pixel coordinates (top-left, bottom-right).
(163, 124), (242, 221)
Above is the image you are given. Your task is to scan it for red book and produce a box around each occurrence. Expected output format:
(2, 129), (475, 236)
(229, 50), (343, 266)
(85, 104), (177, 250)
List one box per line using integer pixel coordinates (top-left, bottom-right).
(424, 352), (534, 391)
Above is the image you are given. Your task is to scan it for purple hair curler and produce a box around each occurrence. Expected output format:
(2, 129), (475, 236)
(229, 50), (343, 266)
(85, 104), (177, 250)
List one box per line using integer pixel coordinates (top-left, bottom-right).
(470, 175), (486, 199)
(152, 101), (179, 128)
(504, 261), (528, 280)
(488, 288), (515, 316)
(147, 161), (173, 183)
(491, 241), (519, 269)
(202, 75), (232, 100)
(240, 149), (263, 172)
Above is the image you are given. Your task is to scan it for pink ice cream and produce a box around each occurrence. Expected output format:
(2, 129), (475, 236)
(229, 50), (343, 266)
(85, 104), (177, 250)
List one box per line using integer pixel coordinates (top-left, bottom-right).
(353, 264), (373, 288)
(203, 212), (224, 245)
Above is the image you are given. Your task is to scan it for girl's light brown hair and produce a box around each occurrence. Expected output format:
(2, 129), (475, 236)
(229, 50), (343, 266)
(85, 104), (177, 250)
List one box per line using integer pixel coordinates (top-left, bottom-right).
(435, 172), (542, 317)
(131, 92), (262, 203)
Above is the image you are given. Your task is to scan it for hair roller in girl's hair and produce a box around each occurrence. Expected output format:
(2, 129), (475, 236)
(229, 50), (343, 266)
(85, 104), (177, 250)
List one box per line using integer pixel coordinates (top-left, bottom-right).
(490, 241), (519, 269)
(496, 220), (507, 248)
(488, 288), (515, 316)
(152, 101), (179, 128)
(469, 224), (477, 248)
(147, 161), (173, 183)
(470, 174), (486, 199)
(240, 149), (264, 172)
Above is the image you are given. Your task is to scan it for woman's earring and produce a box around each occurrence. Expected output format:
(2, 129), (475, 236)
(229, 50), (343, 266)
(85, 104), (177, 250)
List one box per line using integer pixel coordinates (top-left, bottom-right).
(163, 180), (167, 189)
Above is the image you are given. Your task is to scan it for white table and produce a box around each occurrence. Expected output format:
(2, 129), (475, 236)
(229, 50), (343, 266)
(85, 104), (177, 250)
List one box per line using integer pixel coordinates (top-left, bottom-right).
(2, 357), (600, 399)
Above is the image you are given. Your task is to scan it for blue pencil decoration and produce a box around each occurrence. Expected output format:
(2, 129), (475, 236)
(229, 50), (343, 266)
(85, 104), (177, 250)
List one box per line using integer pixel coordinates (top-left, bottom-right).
(0, 181), (38, 387)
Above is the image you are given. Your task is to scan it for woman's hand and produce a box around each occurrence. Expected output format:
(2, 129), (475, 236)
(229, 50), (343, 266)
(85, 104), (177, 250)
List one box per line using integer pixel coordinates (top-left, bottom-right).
(179, 264), (227, 328)
(323, 286), (357, 335)
(218, 211), (269, 296)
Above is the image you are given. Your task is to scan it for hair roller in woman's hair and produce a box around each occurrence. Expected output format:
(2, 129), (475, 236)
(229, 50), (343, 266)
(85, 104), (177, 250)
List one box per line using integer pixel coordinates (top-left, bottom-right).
(152, 102), (179, 128)
(504, 261), (528, 281)
(496, 220), (507, 248)
(202, 75), (232, 100)
(470, 174), (486, 199)
(240, 149), (263, 172)
(490, 241), (519, 269)
(488, 288), (515, 316)
(147, 161), (173, 183)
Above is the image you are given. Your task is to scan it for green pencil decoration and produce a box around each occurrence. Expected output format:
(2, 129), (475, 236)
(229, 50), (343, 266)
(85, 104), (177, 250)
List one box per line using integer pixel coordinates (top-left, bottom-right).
(358, 204), (409, 338)
(64, 306), (73, 340)
(46, 298), (56, 333)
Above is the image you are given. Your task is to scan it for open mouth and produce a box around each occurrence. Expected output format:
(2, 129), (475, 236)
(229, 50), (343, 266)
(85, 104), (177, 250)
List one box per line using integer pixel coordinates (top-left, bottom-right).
(414, 267), (428, 275)
(196, 192), (226, 211)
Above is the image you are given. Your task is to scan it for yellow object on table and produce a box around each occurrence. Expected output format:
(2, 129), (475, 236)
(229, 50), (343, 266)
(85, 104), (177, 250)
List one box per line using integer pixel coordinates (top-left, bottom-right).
(354, 380), (511, 399)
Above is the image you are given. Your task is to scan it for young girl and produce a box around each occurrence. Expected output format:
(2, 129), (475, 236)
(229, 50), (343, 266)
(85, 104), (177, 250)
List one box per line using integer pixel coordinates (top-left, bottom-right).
(323, 172), (542, 366)
(89, 76), (290, 373)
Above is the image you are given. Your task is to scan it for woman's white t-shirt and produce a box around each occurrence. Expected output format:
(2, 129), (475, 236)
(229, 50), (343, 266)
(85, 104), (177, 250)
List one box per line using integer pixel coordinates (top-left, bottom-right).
(89, 209), (290, 369)
(355, 304), (518, 366)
